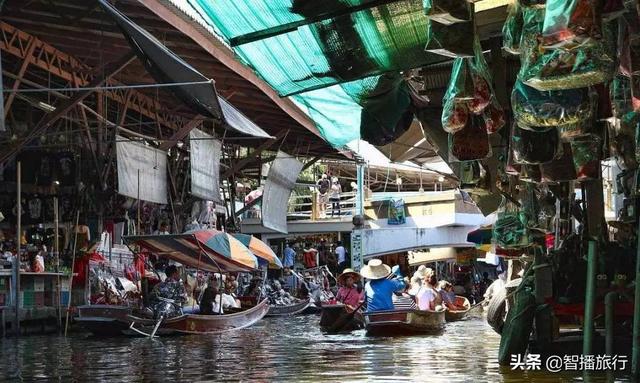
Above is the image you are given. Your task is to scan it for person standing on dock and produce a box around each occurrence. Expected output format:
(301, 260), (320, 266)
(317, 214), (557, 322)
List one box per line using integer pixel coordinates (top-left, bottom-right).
(335, 241), (348, 273)
(361, 259), (406, 312)
(283, 242), (296, 269)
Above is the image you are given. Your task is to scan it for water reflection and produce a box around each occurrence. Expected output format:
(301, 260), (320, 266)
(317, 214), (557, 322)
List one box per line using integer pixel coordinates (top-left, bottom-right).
(0, 317), (633, 382)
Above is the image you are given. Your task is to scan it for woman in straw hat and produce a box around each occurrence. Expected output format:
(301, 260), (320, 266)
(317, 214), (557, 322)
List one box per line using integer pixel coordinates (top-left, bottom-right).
(335, 268), (364, 307)
(361, 259), (406, 312)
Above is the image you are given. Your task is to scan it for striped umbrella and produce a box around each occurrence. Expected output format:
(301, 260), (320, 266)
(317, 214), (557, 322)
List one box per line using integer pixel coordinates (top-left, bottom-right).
(232, 233), (283, 269)
(188, 229), (258, 270)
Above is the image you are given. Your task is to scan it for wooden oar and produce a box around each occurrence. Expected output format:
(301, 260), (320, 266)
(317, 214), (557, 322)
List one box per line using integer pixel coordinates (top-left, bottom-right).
(327, 300), (366, 333)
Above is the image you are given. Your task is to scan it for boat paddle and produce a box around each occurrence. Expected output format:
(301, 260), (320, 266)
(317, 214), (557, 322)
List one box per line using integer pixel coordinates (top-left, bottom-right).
(327, 300), (366, 334)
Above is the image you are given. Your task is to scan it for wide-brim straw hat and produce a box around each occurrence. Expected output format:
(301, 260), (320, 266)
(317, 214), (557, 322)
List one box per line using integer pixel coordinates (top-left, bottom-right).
(337, 268), (361, 284)
(360, 259), (391, 280)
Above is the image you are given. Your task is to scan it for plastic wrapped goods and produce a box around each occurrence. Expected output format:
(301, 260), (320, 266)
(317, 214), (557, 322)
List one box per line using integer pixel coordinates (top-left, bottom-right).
(511, 80), (594, 128)
(483, 97), (506, 133)
(541, 0), (602, 49)
(493, 196), (531, 250)
(441, 58), (473, 133)
(540, 142), (578, 182)
(503, 2), (524, 55)
(468, 38), (495, 114)
(442, 98), (470, 133)
(424, 0), (472, 25)
(570, 134), (602, 180)
(449, 115), (492, 162)
(512, 123), (560, 164)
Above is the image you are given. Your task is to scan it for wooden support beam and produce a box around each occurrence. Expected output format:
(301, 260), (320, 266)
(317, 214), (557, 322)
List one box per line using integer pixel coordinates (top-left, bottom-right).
(221, 129), (288, 179)
(3, 35), (36, 116)
(0, 52), (136, 165)
(158, 116), (204, 151)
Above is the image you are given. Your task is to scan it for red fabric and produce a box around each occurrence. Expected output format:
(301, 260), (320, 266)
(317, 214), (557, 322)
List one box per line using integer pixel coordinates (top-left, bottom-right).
(134, 254), (146, 280)
(72, 255), (90, 288)
(303, 250), (317, 268)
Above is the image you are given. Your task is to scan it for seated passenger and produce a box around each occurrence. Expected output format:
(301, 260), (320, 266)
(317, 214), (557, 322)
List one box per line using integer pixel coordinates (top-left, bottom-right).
(362, 259), (406, 312)
(393, 279), (417, 310)
(150, 265), (188, 319)
(335, 268), (364, 307)
(415, 274), (438, 311)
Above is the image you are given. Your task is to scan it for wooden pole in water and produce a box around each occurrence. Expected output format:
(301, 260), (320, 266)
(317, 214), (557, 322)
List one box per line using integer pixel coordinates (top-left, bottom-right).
(54, 196), (61, 330)
(64, 210), (81, 337)
(14, 161), (21, 335)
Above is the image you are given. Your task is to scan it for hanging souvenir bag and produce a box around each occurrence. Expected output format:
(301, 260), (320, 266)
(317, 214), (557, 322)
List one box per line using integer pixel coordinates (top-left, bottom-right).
(541, 0), (602, 49)
(570, 134), (602, 180)
(493, 195), (531, 250)
(424, 0), (472, 25)
(540, 142), (578, 182)
(503, 1), (524, 55)
(511, 123), (560, 164)
(449, 114), (492, 161)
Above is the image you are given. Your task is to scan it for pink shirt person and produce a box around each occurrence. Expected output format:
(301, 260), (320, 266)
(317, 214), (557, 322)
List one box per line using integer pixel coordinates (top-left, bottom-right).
(336, 286), (364, 307)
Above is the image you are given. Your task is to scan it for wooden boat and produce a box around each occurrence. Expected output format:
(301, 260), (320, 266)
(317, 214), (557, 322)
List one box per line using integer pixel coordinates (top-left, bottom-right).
(445, 296), (471, 322)
(76, 299), (269, 336)
(301, 303), (322, 315)
(319, 304), (364, 333)
(364, 308), (446, 336)
(265, 299), (311, 317)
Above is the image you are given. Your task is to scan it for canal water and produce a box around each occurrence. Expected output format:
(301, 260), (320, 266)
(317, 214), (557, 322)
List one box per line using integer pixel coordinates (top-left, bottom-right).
(0, 316), (632, 382)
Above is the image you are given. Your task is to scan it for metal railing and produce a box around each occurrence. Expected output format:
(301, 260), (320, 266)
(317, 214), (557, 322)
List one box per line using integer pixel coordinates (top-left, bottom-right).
(287, 191), (356, 220)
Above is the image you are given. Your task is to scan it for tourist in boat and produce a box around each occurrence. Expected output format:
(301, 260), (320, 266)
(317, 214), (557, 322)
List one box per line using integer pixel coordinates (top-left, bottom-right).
(438, 280), (465, 311)
(415, 273), (437, 311)
(393, 278), (417, 310)
(199, 285), (222, 315)
(335, 268), (364, 307)
(149, 265), (188, 319)
(361, 259), (406, 312)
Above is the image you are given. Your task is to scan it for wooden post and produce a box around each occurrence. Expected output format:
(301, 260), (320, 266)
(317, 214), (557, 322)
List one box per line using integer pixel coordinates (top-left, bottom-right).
(137, 169), (141, 234)
(64, 211), (81, 337)
(54, 196), (61, 330)
(14, 161), (20, 335)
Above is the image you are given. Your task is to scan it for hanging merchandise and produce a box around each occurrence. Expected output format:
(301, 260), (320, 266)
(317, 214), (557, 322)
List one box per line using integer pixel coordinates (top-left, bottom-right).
(558, 122), (590, 139)
(540, 143), (578, 182)
(449, 115), (492, 162)
(425, 20), (475, 58)
(424, 0), (472, 25)
(503, 1), (524, 55)
(387, 199), (407, 225)
(570, 134), (602, 180)
(541, 0), (602, 49)
(493, 195), (531, 250)
(483, 97), (506, 134)
(468, 38), (497, 115)
(442, 58), (474, 133)
(511, 80), (594, 128)
(520, 164), (542, 183)
(602, 0), (626, 21)
(519, 8), (615, 91)
(611, 74), (640, 118)
(459, 161), (482, 185)
(511, 123), (560, 164)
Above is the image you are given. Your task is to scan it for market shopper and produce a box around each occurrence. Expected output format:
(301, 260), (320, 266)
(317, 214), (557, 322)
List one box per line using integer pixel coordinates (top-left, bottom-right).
(361, 259), (405, 312)
(317, 174), (330, 218)
(302, 243), (318, 269)
(283, 242), (296, 268)
(330, 177), (342, 217)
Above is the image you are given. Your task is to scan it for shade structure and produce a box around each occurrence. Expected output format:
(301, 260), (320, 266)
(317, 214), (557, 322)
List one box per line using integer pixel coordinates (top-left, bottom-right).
(125, 232), (258, 273)
(232, 233), (283, 269)
(187, 229), (259, 270)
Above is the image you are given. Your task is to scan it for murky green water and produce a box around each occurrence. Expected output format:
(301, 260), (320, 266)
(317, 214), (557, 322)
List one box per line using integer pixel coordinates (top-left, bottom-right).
(0, 316), (632, 382)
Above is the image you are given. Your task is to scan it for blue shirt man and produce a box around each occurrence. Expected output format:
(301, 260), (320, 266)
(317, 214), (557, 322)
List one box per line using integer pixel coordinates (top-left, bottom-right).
(365, 277), (406, 312)
(283, 244), (296, 268)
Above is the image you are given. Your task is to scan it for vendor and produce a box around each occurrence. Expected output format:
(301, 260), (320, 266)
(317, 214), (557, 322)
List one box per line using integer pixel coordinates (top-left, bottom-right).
(361, 259), (405, 312)
(335, 268), (364, 307)
(150, 265), (188, 318)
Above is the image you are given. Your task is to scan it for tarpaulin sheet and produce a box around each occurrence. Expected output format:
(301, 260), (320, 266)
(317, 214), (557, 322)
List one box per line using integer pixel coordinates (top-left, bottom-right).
(116, 135), (168, 204)
(100, 0), (272, 139)
(262, 151), (303, 234)
(189, 129), (221, 201)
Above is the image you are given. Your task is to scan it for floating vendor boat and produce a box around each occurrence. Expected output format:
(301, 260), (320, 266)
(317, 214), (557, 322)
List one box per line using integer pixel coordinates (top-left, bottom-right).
(265, 299), (311, 317)
(364, 308), (446, 336)
(445, 296), (471, 322)
(75, 230), (270, 336)
(319, 304), (365, 333)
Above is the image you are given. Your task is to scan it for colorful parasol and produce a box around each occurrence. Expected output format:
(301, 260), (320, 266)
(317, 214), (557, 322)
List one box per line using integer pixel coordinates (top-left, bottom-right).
(188, 229), (259, 270)
(232, 233), (283, 269)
